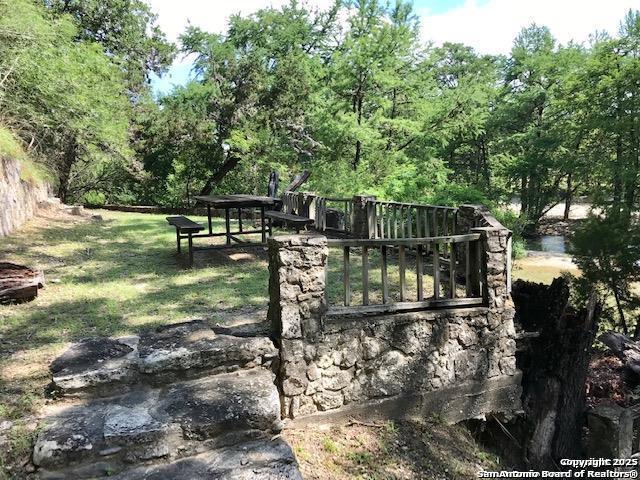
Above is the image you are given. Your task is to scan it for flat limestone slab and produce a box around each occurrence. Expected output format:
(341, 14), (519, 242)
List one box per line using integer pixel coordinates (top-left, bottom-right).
(138, 320), (277, 376)
(51, 337), (139, 393)
(49, 320), (277, 395)
(109, 438), (303, 480)
(34, 369), (281, 472)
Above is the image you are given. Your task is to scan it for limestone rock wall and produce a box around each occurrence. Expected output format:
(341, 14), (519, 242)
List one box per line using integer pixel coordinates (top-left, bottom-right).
(0, 156), (50, 237)
(268, 208), (520, 421)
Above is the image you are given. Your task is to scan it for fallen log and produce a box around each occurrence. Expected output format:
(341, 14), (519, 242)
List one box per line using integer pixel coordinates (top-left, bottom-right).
(0, 262), (44, 304)
(599, 331), (640, 376)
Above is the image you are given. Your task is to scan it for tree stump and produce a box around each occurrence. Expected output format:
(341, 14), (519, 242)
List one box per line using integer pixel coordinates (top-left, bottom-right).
(0, 262), (45, 304)
(513, 277), (601, 469)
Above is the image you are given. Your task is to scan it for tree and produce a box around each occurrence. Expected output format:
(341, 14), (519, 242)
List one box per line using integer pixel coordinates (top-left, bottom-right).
(492, 25), (584, 226)
(171, 2), (338, 198)
(46, 0), (175, 95)
(573, 216), (640, 337)
(0, 0), (131, 201)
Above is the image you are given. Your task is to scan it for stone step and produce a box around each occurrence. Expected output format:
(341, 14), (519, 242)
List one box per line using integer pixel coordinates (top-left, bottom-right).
(50, 320), (277, 396)
(34, 368), (283, 478)
(106, 438), (302, 480)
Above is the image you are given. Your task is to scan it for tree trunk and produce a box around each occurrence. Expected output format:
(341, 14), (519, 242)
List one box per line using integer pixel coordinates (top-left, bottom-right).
(57, 139), (77, 203)
(520, 175), (529, 218)
(513, 278), (601, 469)
(612, 285), (628, 335)
(600, 331), (640, 373)
(563, 173), (572, 220)
(198, 154), (241, 197)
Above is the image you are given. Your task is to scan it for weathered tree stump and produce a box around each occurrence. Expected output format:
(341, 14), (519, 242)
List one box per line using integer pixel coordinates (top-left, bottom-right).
(513, 277), (601, 469)
(0, 262), (44, 304)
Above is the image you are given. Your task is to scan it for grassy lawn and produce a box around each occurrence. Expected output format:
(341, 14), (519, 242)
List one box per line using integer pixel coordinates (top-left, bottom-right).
(0, 208), (572, 477)
(0, 208), (273, 474)
(512, 254), (579, 285)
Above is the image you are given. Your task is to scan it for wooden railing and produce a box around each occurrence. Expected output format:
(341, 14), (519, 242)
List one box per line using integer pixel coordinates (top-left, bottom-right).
(371, 201), (457, 240)
(327, 234), (485, 315)
(315, 196), (353, 234)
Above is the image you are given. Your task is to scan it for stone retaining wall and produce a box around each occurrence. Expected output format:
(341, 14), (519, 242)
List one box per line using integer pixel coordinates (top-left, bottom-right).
(0, 156), (50, 237)
(268, 206), (521, 421)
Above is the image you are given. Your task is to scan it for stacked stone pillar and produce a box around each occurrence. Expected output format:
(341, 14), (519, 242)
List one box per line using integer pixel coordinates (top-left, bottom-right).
(268, 235), (328, 418)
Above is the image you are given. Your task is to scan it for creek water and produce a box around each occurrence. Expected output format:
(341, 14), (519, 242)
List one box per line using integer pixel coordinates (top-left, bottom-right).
(524, 235), (571, 254)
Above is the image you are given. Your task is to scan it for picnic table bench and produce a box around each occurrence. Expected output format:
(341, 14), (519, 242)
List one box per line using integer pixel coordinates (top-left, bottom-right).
(166, 216), (205, 264)
(264, 211), (314, 234)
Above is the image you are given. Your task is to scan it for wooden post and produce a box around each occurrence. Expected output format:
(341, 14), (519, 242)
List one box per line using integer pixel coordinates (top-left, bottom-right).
(381, 245), (389, 304)
(417, 244), (424, 301)
(176, 230), (181, 253)
(188, 233), (194, 266)
(207, 205), (213, 234)
(433, 242), (440, 299)
(449, 242), (456, 299)
(260, 206), (266, 243)
(362, 246), (369, 305)
(225, 208), (231, 245)
(399, 245), (407, 301)
(432, 208), (438, 236)
(344, 246), (351, 306)
(238, 207), (243, 233)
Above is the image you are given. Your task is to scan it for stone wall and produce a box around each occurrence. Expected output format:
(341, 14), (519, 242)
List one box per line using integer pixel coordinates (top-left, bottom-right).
(0, 156), (50, 237)
(268, 209), (521, 422)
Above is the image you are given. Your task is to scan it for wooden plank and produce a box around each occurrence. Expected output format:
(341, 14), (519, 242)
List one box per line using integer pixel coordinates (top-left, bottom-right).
(327, 297), (485, 317)
(344, 246), (351, 306)
(238, 207), (243, 233)
(443, 209), (449, 236)
(479, 238), (487, 302)
(326, 233), (481, 247)
(362, 199), (457, 210)
(399, 246), (407, 301)
(393, 205), (398, 239)
(417, 244), (424, 301)
(283, 170), (311, 192)
(407, 208), (413, 239)
(432, 208), (438, 236)
(465, 241), (472, 297)
(362, 246), (369, 305)
(381, 245), (389, 304)
(433, 243), (440, 299)
(385, 204), (391, 239)
(194, 194), (276, 208)
(449, 242), (456, 299)
(424, 208), (430, 237)
(189, 229), (264, 238)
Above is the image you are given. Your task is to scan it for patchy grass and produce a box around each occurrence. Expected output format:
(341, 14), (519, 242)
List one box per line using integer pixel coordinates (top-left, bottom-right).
(0, 208), (521, 478)
(0, 127), (49, 184)
(0, 208), (272, 476)
(284, 419), (503, 479)
(512, 255), (579, 285)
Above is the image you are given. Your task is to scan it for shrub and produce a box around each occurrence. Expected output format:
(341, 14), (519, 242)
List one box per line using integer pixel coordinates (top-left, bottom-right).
(83, 190), (106, 207)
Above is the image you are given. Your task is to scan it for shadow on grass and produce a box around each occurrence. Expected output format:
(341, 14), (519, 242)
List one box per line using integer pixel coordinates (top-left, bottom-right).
(0, 211), (272, 421)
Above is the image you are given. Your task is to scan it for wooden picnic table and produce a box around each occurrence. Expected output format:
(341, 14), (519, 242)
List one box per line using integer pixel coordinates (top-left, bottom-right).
(193, 194), (278, 247)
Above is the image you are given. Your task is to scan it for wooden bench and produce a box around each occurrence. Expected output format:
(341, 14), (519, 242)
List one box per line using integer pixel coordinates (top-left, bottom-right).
(264, 211), (314, 234)
(166, 216), (204, 264)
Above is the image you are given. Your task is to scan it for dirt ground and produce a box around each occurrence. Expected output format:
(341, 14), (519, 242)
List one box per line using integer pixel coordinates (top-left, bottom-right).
(284, 418), (505, 480)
